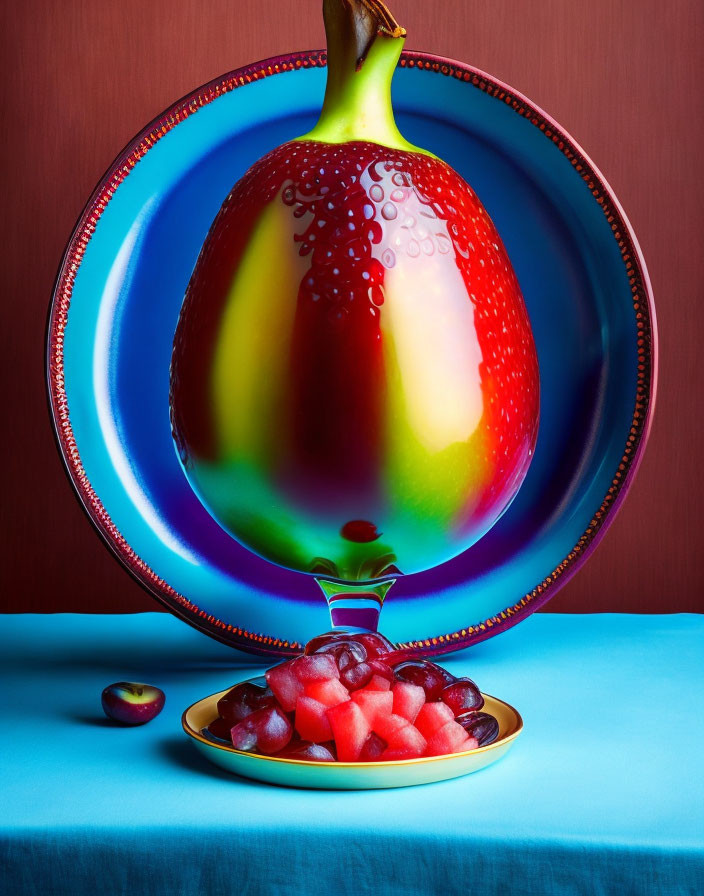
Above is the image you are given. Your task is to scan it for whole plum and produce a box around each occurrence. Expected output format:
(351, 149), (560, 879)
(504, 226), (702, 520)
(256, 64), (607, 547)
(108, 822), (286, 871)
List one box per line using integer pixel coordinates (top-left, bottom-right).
(101, 682), (165, 726)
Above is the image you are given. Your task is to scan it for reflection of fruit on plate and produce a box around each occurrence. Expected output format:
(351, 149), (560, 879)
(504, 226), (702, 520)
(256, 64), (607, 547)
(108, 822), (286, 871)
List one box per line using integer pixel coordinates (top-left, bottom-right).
(183, 629), (521, 787)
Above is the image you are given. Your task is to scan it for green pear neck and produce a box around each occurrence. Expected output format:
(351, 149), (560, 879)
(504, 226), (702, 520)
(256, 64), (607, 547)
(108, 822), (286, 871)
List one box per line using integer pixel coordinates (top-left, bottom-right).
(297, 0), (433, 156)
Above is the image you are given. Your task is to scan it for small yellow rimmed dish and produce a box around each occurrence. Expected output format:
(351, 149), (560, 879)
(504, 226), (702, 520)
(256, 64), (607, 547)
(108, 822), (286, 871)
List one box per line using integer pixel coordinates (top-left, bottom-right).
(182, 683), (522, 789)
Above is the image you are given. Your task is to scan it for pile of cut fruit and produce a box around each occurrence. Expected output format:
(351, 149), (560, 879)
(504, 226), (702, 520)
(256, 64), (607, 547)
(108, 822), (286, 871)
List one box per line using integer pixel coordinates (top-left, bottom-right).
(204, 631), (500, 762)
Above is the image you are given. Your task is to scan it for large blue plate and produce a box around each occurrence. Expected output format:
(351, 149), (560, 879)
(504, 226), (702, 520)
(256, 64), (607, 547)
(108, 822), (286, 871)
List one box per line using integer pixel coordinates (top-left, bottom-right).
(47, 51), (656, 657)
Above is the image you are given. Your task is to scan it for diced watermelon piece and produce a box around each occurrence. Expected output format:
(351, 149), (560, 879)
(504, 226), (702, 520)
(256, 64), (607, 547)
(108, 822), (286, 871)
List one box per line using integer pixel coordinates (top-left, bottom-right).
(365, 674), (392, 692)
(292, 654), (339, 683)
(350, 689), (393, 727)
(382, 746), (419, 761)
(304, 678), (349, 707)
(414, 701), (455, 739)
(372, 713), (409, 741)
(359, 732), (387, 762)
(326, 700), (371, 761)
(265, 659), (305, 712)
(453, 735), (479, 754)
(425, 720), (475, 757)
(295, 696), (334, 743)
(381, 723), (427, 760)
(392, 681), (425, 723)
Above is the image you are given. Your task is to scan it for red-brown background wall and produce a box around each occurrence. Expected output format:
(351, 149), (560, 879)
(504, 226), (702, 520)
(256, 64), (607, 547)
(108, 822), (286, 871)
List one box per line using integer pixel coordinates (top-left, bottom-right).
(1, 0), (702, 613)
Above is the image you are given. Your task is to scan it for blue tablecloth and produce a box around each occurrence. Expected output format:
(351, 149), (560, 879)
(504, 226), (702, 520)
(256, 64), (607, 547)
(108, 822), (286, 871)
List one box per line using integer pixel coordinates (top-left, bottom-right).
(1, 612), (702, 895)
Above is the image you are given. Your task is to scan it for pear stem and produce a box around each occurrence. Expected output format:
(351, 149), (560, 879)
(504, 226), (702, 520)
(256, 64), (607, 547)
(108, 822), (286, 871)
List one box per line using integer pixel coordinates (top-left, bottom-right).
(298, 0), (431, 154)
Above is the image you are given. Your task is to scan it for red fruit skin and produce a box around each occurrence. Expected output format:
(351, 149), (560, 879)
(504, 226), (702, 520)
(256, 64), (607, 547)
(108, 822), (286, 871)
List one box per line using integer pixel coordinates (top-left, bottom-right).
(326, 700), (371, 762)
(101, 682), (165, 726)
(230, 706), (293, 755)
(171, 141), (539, 581)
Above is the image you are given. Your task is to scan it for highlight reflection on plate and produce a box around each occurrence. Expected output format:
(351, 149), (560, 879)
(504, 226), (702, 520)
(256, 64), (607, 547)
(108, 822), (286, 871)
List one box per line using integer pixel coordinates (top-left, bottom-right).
(182, 683), (523, 790)
(47, 51), (656, 656)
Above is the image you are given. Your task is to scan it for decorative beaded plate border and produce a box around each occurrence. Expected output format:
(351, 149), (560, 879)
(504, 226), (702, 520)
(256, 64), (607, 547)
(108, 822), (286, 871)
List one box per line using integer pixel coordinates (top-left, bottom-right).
(46, 50), (657, 657)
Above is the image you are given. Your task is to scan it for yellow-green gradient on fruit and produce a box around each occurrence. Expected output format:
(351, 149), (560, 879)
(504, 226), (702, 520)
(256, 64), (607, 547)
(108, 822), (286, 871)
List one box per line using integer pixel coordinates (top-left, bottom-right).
(211, 197), (305, 471)
(375, 173), (493, 538)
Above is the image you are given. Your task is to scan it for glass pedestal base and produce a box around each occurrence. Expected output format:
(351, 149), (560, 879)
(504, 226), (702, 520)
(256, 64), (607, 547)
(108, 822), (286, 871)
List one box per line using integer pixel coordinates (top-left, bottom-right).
(316, 578), (396, 632)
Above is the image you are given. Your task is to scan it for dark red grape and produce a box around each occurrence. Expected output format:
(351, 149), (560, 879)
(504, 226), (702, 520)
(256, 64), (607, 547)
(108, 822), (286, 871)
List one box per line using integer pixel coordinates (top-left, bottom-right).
(359, 732), (386, 762)
(367, 658), (394, 682)
(305, 629), (395, 659)
(230, 706), (293, 754)
(217, 681), (276, 725)
(320, 741), (337, 760)
(392, 660), (455, 701)
(348, 631), (395, 658)
(204, 716), (232, 742)
(101, 682), (165, 725)
(339, 661), (372, 691)
(456, 711), (499, 746)
(441, 678), (484, 716)
(276, 741), (336, 762)
(304, 631), (348, 655)
(313, 638), (367, 671)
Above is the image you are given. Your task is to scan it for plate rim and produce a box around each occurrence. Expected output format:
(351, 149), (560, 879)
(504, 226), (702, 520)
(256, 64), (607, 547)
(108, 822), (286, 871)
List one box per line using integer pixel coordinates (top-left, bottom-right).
(182, 685), (523, 769)
(46, 49), (658, 656)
